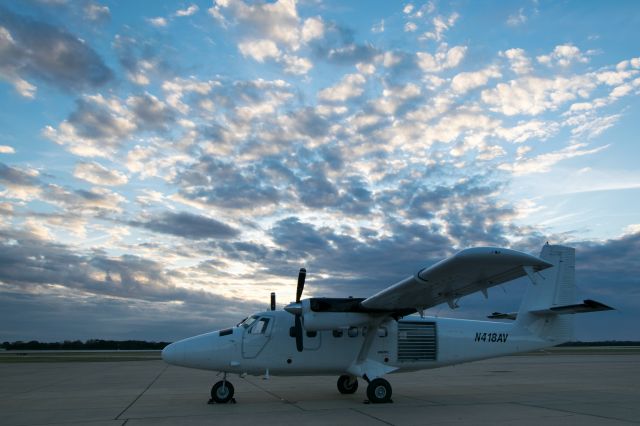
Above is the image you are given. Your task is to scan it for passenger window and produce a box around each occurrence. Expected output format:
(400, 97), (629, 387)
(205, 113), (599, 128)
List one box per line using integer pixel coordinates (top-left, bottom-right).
(332, 329), (343, 338)
(348, 326), (358, 337)
(249, 318), (270, 335)
(377, 327), (388, 337)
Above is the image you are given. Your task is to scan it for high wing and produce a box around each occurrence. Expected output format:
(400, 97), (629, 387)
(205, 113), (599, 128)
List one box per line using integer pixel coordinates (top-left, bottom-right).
(360, 247), (553, 313)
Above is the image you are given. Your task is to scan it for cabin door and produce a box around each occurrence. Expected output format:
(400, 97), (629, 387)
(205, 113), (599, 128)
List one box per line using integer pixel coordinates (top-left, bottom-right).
(242, 315), (273, 358)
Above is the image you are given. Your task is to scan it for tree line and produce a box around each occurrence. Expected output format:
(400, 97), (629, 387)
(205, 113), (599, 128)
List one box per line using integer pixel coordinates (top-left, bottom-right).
(1, 339), (170, 350)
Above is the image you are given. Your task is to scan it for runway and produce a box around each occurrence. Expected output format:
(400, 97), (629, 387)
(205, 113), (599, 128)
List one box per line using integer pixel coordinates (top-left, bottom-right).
(1, 354), (638, 425)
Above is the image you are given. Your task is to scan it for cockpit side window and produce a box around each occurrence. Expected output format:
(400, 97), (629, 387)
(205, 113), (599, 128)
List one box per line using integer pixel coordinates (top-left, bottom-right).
(249, 317), (270, 335)
(239, 315), (258, 329)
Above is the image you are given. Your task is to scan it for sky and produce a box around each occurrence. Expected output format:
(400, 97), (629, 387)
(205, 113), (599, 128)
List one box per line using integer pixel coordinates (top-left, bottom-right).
(0, 0), (638, 342)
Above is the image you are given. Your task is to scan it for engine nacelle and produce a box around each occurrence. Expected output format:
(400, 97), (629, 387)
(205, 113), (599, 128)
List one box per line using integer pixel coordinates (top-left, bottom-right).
(302, 311), (373, 331)
(299, 298), (374, 331)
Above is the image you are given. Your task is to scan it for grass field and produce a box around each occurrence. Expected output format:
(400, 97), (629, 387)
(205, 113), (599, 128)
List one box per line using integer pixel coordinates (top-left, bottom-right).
(0, 350), (162, 363)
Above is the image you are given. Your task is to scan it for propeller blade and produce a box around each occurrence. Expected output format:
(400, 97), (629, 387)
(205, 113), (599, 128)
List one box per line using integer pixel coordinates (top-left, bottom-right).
(294, 314), (303, 352)
(296, 268), (306, 303)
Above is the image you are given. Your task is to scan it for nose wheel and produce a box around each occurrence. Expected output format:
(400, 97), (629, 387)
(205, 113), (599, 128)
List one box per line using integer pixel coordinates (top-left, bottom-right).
(209, 380), (235, 404)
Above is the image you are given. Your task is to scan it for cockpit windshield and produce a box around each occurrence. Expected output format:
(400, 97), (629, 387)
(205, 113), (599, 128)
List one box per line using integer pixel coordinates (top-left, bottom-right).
(237, 315), (258, 328)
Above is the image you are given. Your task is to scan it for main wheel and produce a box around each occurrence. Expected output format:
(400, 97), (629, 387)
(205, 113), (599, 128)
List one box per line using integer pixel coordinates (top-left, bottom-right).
(337, 374), (358, 394)
(366, 378), (392, 403)
(210, 380), (235, 403)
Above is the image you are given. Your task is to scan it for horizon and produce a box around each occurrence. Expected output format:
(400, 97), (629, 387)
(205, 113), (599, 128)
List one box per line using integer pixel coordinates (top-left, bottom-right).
(0, 0), (638, 342)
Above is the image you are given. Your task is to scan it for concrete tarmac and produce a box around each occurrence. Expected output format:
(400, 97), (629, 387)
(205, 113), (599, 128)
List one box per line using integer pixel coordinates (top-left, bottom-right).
(1, 354), (638, 426)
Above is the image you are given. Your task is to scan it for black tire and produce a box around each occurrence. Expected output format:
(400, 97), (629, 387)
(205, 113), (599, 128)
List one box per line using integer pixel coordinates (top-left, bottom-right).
(337, 375), (358, 394)
(366, 378), (392, 403)
(211, 380), (235, 403)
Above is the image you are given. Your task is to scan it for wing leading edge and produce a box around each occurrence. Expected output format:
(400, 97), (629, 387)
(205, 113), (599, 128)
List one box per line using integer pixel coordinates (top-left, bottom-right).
(360, 247), (552, 313)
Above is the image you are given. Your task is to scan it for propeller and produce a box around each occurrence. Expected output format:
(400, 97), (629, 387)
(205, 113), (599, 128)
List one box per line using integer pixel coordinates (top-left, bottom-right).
(287, 268), (306, 352)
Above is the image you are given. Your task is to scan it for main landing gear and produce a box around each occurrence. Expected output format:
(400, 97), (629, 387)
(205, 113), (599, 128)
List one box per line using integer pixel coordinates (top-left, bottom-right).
(337, 374), (359, 394)
(209, 374), (235, 404)
(337, 375), (393, 403)
(366, 378), (392, 404)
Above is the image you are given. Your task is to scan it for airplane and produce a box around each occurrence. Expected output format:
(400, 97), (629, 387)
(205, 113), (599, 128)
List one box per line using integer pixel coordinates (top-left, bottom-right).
(161, 243), (613, 404)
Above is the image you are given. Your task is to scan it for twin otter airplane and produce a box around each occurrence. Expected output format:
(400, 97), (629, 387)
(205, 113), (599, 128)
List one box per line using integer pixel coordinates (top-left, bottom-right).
(162, 244), (612, 404)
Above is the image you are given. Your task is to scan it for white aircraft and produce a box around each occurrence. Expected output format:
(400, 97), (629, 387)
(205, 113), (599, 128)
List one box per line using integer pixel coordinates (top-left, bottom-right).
(162, 244), (612, 404)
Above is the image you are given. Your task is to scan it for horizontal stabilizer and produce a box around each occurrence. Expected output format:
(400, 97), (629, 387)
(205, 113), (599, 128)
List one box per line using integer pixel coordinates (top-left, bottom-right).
(530, 299), (614, 316)
(487, 311), (517, 320)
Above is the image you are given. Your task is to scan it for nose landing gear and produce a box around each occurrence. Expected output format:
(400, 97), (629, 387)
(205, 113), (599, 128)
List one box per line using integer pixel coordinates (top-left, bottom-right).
(209, 374), (236, 404)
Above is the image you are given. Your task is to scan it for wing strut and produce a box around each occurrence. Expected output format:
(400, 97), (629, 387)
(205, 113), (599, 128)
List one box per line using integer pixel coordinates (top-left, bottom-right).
(347, 316), (397, 380)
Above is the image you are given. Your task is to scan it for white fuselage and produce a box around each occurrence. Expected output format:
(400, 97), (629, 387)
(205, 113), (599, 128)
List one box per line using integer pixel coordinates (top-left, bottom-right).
(162, 310), (556, 376)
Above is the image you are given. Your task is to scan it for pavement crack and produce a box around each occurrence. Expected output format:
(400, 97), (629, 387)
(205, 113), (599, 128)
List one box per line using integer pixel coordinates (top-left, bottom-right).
(351, 408), (396, 425)
(511, 401), (637, 424)
(242, 377), (305, 410)
(114, 364), (168, 420)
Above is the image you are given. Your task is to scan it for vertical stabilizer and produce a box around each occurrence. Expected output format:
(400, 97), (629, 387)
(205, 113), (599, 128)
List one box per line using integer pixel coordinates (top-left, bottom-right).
(514, 244), (576, 342)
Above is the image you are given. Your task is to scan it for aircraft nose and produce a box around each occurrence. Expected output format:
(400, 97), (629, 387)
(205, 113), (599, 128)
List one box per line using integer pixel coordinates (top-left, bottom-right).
(161, 342), (183, 365)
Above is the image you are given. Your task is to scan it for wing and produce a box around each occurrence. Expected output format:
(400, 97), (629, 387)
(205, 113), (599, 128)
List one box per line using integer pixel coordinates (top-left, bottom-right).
(360, 247), (552, 313)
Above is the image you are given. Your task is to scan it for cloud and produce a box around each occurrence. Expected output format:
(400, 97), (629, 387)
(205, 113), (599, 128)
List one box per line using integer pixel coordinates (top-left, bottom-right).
(84, 2), (110, 22)
(318, 73), (366, 102)
(131, 211), (240, 240)
(175, 4), (199, 17)
(499, 143), (609, 175)
(506, 8), (527, 27)
(0, 6), (112, 96)
(147, 17), (167, 27)
(0, 162), (42, 199)
(481, 75), (596, 116)
(127, 93), (175, 132)
(113, 34), (173, 87)
(238, 39), (281, 62)
(0, 145), (15, 154)
(421, 13), (459, 42)
(74, 161), (129, 186)
(175, 155), (281, 210)
(416, 45), (467, 73)
(500, 48), (532, 75)
(209, 0), (323, 74)
(537, 44), (590, 67)
(43, 95), (136, 157)
(44, 92), (175, 157)
(451, 66), (502, 94)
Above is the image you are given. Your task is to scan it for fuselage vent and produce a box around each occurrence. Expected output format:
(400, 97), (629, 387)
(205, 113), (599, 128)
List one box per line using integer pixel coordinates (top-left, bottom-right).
(397, 321), (437, 362)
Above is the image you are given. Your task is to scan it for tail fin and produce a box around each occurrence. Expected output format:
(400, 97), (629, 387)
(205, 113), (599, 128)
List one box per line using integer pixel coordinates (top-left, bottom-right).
(514, 244), (576, 342)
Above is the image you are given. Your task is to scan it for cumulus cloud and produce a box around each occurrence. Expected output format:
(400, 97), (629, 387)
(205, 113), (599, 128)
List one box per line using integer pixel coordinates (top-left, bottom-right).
(209, 0), (323, 74)
(416, 45), (467, 73)
(131, 211), (240, 240)
(175, 4), (199, 17)
(0, 6), (112, 97)
(421, 13), (459, 42)
(147, 17), (168, 27)
(0, 145), (15, 154)
(0, 162), (41, 199)
(43, 92), (175, 157)
(318, 73), (366, 102)
(500, 48), (532, 75)
(74, 161), (129, 186)
(43, 95), (136, 157)
(537, 44), (590, 67)
(451, 66), (501, 93)
(481, 75), (596, 116)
